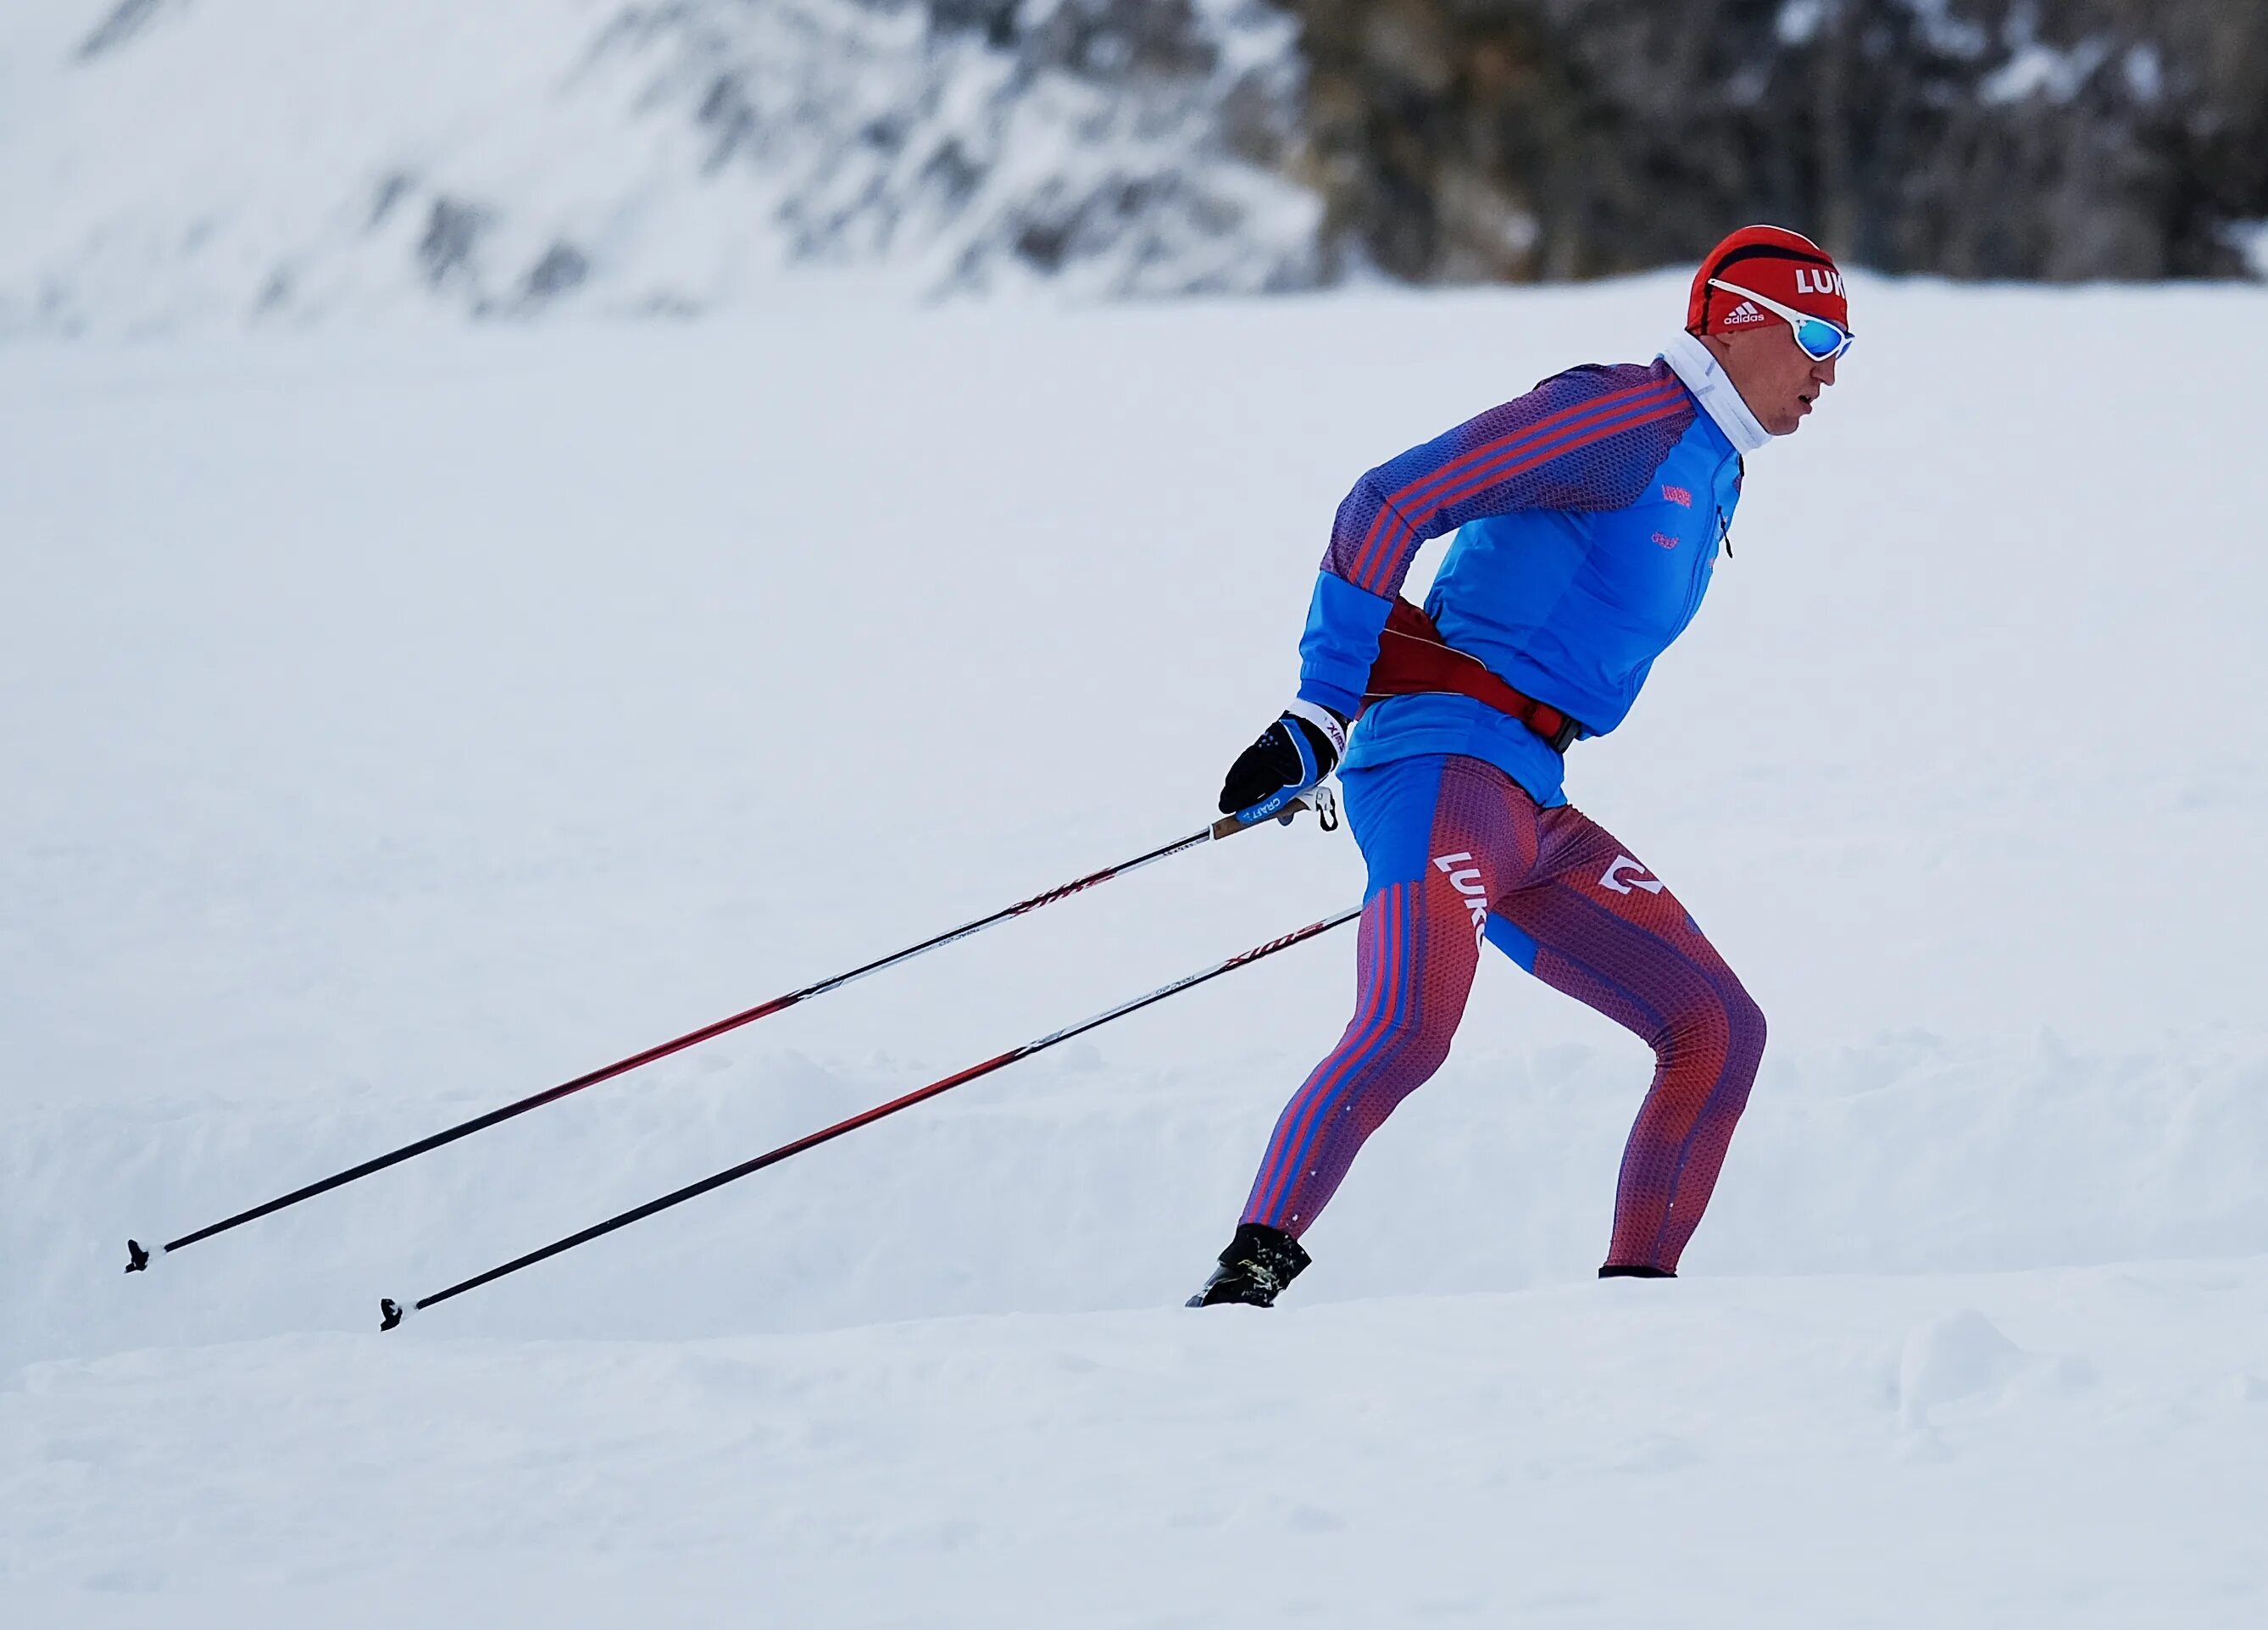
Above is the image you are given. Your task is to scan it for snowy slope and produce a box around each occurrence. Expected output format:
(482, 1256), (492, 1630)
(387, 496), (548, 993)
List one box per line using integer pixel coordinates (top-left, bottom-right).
(5, 277), (2268, 1623)
(0, 0), (1318, 338)
(14, 1266), (2268, 1627)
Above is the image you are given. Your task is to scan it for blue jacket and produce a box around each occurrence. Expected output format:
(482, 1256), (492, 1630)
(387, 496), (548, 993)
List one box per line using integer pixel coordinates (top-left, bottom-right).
(1297, 333), (1770, 807)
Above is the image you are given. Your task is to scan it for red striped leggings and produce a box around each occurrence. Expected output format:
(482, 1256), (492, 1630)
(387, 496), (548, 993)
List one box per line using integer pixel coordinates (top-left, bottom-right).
(1242, 753), (1765, 1273)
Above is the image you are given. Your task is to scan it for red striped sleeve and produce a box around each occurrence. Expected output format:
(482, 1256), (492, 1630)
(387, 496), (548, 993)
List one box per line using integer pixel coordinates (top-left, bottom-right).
(1324, 362), (1696, 598)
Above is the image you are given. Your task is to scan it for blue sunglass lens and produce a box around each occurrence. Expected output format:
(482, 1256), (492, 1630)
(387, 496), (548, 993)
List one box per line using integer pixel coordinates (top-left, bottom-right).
(1795, 318), (1849, 360)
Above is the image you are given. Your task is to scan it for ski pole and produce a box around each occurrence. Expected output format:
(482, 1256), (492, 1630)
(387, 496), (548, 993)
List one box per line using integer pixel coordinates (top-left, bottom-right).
(380, 902), (1360, 1328)
(126, 790), (1337, 1274)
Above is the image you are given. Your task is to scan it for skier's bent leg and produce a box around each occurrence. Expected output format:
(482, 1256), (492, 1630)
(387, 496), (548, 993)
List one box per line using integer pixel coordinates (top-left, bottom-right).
(1604, 965), (1763, 1272)
(1237, 884), (1460, 1235)
(1490, 809), (1766, 1275)
(1240, 755), (1533, 1238)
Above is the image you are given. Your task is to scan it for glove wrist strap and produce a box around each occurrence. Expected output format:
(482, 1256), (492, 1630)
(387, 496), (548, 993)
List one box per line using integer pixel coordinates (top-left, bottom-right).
(1283, 698), (1348, 760)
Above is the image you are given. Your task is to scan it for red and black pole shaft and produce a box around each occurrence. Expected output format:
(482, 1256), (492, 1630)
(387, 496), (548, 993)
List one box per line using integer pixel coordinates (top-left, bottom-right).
(125, 793), (1336, 1274)
(381, 903), (1360, 1327)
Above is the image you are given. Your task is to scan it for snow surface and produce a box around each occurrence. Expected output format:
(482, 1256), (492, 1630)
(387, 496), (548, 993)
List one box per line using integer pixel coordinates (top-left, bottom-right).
(0, 0), (1319, 338)
(6, 275), (2268, 1622)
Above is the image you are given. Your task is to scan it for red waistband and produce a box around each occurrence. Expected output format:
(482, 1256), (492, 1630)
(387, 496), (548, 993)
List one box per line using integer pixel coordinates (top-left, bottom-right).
(1361, 599), (1584, 754)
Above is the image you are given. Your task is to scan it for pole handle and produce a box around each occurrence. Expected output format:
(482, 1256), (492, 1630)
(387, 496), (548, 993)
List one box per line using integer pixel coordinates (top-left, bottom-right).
(1209, 785), (1337, 841)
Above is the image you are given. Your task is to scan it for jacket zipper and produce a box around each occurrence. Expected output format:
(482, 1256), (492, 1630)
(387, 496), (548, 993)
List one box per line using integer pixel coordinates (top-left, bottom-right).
(1677, 515), (1718, 630)
(1680, 453), (1742, 626)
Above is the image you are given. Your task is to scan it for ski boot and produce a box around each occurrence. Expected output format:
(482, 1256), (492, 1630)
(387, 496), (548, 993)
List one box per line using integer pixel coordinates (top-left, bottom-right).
(1186, 1221), (1310, 1308)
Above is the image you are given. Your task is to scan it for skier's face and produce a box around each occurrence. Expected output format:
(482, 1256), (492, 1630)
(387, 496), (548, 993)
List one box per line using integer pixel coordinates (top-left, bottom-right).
(1715, 324), (1840, 437)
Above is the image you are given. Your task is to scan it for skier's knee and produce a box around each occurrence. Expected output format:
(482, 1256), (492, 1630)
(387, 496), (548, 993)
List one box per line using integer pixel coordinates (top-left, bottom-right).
(1659, 974), (1766, 1081)
(1373, 1006), (1455, 1085)
(1723, 976), (1765, 1062)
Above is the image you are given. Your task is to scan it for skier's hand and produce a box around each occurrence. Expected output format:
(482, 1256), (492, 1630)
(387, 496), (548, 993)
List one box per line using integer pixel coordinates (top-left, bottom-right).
(1218, 701), (1347, 822)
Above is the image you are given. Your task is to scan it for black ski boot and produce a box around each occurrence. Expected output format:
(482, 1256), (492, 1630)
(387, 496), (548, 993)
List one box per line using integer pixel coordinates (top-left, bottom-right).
(1186, 1222), (1310, 1308)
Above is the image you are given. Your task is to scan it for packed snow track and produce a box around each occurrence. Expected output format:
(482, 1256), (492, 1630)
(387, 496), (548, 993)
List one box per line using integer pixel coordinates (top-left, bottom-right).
(6, 280), (2266, 1624)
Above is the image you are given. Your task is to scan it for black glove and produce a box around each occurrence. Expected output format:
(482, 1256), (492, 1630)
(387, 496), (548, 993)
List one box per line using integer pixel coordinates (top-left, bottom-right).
(1218, 701), (1347, 821)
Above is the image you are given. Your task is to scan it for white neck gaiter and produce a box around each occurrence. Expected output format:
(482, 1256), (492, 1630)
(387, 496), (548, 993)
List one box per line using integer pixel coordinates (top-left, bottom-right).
(1662, 330), (1771, 454)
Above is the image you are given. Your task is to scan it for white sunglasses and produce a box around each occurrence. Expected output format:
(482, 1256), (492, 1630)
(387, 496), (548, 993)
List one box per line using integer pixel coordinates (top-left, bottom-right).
(1707, 276), (1854, 362)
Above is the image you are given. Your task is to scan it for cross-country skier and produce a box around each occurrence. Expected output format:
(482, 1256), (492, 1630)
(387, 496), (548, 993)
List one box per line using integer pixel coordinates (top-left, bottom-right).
(1189, 225), (1852, 1308)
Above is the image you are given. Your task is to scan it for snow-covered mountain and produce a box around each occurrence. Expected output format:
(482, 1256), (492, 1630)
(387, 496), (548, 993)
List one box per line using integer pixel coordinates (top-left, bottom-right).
(0, 0), (1320, 337)
(12, 0), (2265, 342)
